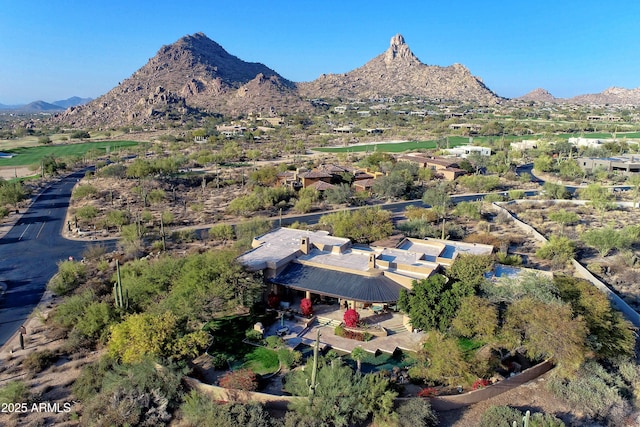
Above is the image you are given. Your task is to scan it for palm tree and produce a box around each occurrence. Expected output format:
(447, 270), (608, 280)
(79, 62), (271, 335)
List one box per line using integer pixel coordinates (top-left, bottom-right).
(351, 346), (366, 374)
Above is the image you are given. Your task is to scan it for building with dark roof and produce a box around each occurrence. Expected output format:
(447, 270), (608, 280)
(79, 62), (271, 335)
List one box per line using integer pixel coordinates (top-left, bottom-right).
(237, 228), (493, 311)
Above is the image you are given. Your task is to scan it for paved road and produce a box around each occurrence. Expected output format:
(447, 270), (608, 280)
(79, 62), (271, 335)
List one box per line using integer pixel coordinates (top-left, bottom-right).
(0, 170), (91, 348)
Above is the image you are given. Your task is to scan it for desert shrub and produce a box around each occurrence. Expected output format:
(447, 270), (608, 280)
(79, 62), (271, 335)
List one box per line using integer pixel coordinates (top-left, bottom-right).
(209, 224), (234, 242)
(334, 325), (346, 337)
(80, 357), (183, 427)
(171, 229), (196, 243)
(72, 184), (98, 199)
(404, 206), (438, 222)
(245, 329), (263, 342)
(82, 243), (108, 260)
(75, 205), (99, 220)
(180, 391), (274, 427)
(23, 349), (58, 373)
(547, 359), (635, 423)
(482, 405), (565, 427)
(508, 189), (525, 200)
(51, 289), (95, 330)
(395, 398), (438, 427)
(0, 381), (31, 405)
(496, 252), (522, 266)
(0, 206), (9, 219)
(343, 308), (360, 328)
(74, 301), (114, 343)
(148, 189), (165, 204)
(265, 335), (284, 349)
(218, 368), (258, 391)
(210, 352), (233, 370)
(464, 232), (504, 247)
(536, 235), (575, 265)
(277, 348), (302, 369)
(48, 260), (87, 296)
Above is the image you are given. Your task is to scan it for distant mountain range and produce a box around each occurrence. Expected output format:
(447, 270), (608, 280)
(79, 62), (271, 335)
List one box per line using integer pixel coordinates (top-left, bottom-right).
(45, 32), (640, 128)
(0, 96), (92, 112)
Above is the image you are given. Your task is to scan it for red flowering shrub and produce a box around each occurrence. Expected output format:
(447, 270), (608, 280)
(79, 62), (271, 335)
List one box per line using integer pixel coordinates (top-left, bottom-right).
(267, 292), (280, 309)
(218, 368), (258, 391)
(472, 378), (491, 390)
(300, 298), (313, 316)
(343, 308), (360, 328)
(417, 387), (439, 397)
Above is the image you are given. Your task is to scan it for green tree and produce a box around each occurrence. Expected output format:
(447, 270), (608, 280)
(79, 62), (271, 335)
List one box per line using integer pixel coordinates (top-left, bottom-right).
(627, 174), (640, 208)
(502, 297), (588, 376)
(534, 154), (554, 172)
(451, 295), (497, 339)
(324, 183), (352, 205)
(0, 180), (26, 208)
(535, 235), (575, 265)
(548, 209), (580, 235)
(350, 346), (366, 374)
(409, 330), (473, 386)
(108, 311), (209, 363)
(319, 207), (392, 244)
(555, 275), (636, 359)
(542, 182), (570, 199)
(209, 224), (234, 243)
(447, 253), (494, 294)
(579, 183), (615, 223)
(398, 274), (459, 332)
(395, 398), (438, 427)
(422, 184), (452, 239)
(581, 226), (631, 257)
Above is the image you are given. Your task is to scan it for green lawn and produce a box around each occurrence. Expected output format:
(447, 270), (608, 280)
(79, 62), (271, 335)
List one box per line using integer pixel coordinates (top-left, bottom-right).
(0, 140), (139, 167)
(312, 131), (640, 154)
(242, 347), (280, 375)
(312, 139), (468, 153)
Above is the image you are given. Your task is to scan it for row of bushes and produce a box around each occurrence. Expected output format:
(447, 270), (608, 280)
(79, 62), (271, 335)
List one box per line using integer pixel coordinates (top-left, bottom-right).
(335, 325), (373, 342)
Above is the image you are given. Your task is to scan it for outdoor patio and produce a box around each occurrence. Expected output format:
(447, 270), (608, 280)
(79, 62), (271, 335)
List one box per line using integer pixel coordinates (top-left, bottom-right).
(265, 300), (425, 355)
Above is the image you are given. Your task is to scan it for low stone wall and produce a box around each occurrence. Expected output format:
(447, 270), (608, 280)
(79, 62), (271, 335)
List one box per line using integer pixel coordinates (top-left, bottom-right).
(183, 376), (302, 411)
(425, 360), (555, 411)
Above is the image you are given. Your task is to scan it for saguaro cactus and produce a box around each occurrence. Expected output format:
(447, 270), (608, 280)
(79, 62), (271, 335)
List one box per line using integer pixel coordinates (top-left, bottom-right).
(113, 260), (129, 310)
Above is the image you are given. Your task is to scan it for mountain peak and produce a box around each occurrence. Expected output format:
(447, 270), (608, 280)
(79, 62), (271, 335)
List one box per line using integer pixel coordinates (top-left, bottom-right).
(384, 33), (420, 65)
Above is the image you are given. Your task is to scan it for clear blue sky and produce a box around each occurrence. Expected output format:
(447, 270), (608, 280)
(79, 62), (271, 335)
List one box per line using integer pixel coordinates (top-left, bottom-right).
(2, 0), (639, 104)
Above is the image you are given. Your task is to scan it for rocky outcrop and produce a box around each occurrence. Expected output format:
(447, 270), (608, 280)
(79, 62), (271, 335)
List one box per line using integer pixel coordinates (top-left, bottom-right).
(516, 88), (556, 103)
(52, 33), (309, 128)
(297, 34), (502, 104)
(567, 86), (640, 105)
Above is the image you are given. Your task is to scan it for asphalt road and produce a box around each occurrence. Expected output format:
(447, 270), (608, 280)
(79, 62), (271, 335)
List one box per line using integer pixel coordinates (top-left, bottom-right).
(0, 170), (91, 348)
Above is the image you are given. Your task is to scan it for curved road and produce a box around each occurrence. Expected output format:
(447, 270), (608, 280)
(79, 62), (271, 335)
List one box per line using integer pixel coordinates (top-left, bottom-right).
(0, 170), (91, 348)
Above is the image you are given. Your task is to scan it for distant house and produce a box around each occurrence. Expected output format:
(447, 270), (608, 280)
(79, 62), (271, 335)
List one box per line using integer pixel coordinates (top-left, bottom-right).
(443, 145), (491, 158)
(448, 123), (482, 132)
(396, 154), (466, 181)
(510, 140), (538, 151)
(353, 178), (376, 193)
(576, 155), (640, 174)
(299, 170), (333, 188)
(306, 180), (335, 192)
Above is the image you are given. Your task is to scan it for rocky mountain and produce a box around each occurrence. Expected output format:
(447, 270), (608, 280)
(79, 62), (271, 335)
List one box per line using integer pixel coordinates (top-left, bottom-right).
(53, 32), (506, 128)
(53, 33), (307, 128)
(567, 87), (640, 105)
(297, 34), (502, 104)
(516, 88), (556, 103)
(20, 100), (64, 112)
(52, 96), (93, 109)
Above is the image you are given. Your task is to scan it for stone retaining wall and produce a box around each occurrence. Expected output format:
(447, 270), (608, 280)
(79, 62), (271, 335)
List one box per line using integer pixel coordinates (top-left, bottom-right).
(425, 360), (555, 411)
